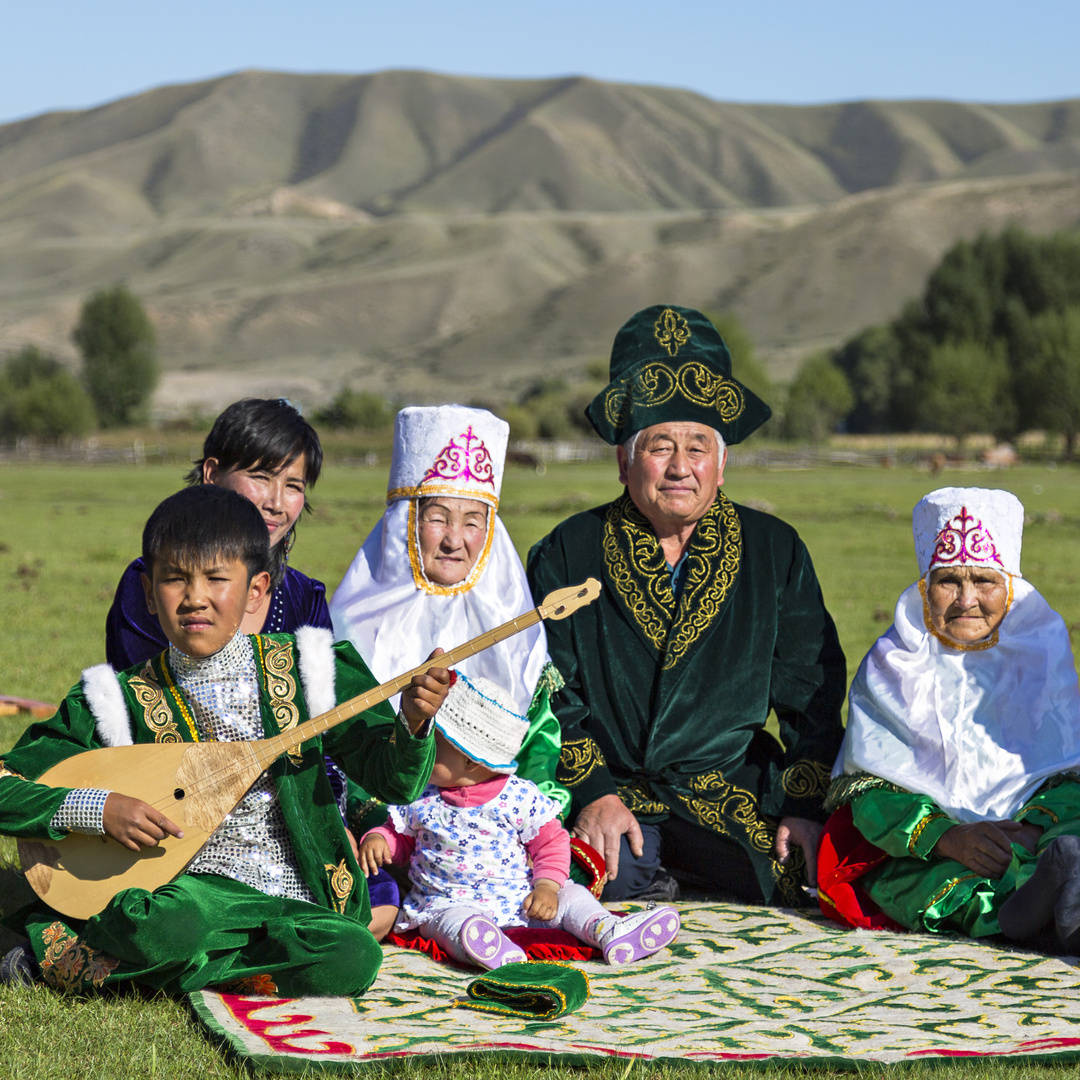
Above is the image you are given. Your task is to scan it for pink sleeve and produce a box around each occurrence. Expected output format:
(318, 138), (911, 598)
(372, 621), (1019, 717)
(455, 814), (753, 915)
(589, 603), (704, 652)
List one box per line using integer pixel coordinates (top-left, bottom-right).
(525, 818), (571, 885)
(361, 823), (415, 865)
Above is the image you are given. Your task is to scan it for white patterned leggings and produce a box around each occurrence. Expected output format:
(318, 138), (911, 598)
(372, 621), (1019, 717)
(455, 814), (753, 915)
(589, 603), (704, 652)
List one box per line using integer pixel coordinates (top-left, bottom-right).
(418, 881), (608, 963)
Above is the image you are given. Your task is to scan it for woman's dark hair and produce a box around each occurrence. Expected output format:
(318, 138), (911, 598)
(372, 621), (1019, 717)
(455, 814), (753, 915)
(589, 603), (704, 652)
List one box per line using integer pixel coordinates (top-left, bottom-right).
(142, 486), (270, 581)
(184, 398), (323, 589)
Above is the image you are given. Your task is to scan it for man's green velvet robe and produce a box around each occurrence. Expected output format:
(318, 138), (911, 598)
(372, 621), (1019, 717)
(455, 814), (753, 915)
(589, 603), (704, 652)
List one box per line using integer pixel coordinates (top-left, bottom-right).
(841, 778), (1080, 936)
(0, 633), (434, 993)
(527, 491), (846, 904)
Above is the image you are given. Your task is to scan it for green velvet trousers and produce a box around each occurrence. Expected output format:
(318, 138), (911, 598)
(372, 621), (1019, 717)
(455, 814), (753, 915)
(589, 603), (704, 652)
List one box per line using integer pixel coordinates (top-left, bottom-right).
(24, 873), (382, 996)
(861, 783), (1080, 938)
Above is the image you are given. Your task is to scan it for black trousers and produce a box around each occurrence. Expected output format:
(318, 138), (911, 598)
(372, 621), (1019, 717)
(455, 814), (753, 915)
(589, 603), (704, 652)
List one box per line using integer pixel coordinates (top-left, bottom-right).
(601, 816), (763, 903)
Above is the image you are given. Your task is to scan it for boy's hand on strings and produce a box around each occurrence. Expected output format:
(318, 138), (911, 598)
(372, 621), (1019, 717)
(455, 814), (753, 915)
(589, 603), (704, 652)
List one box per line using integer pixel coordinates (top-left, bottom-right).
(103, 793), (183, 851)
(401, 648), (451, 734)
(358, 833), (391, 877)
(523, 878), (560, 921)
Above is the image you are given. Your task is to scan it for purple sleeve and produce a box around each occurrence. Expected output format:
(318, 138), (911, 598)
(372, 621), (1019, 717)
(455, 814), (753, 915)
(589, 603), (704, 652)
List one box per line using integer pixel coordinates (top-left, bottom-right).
(278, 567), (332, 633)
(105, 558), (167, 671)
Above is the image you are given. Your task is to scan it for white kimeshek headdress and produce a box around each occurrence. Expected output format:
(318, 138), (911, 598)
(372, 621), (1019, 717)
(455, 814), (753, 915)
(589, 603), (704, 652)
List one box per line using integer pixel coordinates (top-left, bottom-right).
(836, 486), (1080, 822)
(329, 405), (547, 713)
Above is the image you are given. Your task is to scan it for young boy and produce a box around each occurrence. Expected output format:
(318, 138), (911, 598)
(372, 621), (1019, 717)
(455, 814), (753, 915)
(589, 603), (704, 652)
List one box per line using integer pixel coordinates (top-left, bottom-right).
(0, 485), (447, 996)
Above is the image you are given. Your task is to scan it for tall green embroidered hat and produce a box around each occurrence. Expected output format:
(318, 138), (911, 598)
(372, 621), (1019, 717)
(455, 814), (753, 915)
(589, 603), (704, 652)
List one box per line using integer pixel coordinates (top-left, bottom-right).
(585, 304), (772, 445)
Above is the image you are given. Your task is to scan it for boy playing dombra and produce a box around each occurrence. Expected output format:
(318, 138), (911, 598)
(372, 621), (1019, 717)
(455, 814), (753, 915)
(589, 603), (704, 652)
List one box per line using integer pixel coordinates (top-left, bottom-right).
(0, 485), (448, 996)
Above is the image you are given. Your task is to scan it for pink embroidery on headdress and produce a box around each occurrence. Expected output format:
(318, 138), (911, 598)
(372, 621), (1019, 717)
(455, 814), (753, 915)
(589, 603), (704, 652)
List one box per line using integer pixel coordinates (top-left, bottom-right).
(419, 426), (495, 488)
(930, 506), (1004, 569)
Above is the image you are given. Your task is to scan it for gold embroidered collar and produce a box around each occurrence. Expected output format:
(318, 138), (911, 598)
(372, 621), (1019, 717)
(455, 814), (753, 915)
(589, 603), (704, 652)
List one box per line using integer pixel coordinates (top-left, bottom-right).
(602, 491), (742, 670)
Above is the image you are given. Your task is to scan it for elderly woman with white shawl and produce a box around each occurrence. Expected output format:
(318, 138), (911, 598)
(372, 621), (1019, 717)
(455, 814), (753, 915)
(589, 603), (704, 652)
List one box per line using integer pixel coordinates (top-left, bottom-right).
(821, 487), (1080, 948)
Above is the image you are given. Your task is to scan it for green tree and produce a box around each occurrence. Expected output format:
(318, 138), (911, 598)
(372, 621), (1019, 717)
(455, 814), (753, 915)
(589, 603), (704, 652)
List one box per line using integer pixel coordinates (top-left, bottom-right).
(919, 341), (1014, 447)
(1026, 305), (1080, 458)
(704, 311), (775, 406)
(0, 346), (96, 441)
(779, 353), (854, 443)
(315, 387), (393, 430)
(72, 285), (158, 427)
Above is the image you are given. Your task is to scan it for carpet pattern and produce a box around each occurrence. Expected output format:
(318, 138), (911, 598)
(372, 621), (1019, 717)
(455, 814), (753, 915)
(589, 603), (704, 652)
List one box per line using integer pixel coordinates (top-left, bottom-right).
(189, 900), (1080, 1068)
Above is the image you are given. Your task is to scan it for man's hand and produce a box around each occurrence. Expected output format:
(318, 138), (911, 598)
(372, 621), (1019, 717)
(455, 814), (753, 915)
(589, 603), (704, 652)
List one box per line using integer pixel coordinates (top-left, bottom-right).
(102, 793), (184, 852)
(401, 648), (451, 733)
(522, 878), (560, 921)
(775, 816), (823, 886)
(571, 793), (642, 884)
(934, 820), (1035, 878)
(358, 832), (392, 877)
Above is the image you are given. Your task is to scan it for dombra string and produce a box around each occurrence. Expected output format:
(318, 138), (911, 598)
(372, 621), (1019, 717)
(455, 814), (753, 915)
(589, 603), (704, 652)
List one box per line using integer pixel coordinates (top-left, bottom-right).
(135, 586), (597, 819)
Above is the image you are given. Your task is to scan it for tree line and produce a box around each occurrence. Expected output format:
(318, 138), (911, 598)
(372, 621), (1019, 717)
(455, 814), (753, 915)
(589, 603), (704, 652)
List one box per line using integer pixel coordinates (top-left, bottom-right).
(6, 227), (1079, 450)
(0, 285), (158, 440)
(807, 226), (1080, 452)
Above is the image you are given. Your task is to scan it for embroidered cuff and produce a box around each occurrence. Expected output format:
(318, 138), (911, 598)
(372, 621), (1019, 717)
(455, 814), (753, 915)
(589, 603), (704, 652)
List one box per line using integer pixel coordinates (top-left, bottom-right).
(51, 788), (110, 835)
(908, 812), (954, 860)
(398, 709), (433, 739)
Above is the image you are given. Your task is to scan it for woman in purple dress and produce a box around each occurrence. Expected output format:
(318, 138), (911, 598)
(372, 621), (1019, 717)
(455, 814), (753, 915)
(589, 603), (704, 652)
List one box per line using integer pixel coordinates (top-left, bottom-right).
(105, 398), (330, 669)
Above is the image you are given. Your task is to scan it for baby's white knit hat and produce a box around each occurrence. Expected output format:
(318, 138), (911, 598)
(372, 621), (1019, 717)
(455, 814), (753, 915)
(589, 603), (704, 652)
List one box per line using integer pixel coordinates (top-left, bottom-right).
(435, 671), (529, 774)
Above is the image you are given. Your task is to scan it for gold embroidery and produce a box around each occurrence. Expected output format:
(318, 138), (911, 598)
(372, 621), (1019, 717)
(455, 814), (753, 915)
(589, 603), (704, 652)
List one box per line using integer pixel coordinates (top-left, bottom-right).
(665, 494), (742, 669)
(909, 812), (948, 855)
(602, 492), (742, 670)
(0, 759), (25, 780)
(654, 307), (691, 356)
(616, 781), (668, 817)
(129, 664), (183, 743)
(824, 772), (904, 812)
(919, 575), (1013, 652)
(405, 497), (496, 597)
(781, 760), (832, 801)
(257, 636), (302, 763)
(557, 738), (607, 788)
(675, 770), (775, 855)
(602, 360), (746, 428)
(529, 661), (565, 709)
(39, 921), (119, 992)
(325, 860), (354, 914)
(926, 873), (979, 910)
(160, 659), (201, 742)
(387, 484), (499, 511)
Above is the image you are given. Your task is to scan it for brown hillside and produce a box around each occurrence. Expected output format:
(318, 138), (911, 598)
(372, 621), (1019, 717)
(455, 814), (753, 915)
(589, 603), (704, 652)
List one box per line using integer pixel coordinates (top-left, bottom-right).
(0, 70), (1078, 414)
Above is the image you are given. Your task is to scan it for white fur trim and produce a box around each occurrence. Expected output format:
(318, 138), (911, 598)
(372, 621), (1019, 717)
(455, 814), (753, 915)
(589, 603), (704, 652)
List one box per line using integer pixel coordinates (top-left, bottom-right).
(295, 626), (337, 717)
(81, 664), (133, 747)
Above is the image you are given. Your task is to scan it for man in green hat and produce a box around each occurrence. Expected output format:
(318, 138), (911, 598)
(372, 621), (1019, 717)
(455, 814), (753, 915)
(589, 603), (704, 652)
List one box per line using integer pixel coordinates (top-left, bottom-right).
(527, 305), (845, 906)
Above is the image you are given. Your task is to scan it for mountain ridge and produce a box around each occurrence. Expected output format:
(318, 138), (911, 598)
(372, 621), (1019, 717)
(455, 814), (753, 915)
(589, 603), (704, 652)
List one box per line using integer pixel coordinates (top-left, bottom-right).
(1, 69), (1078, 414)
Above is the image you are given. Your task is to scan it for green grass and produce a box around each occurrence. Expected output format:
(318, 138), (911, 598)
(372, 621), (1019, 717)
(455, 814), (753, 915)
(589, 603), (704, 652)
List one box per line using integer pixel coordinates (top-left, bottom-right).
(2, 455), (1080, 1076)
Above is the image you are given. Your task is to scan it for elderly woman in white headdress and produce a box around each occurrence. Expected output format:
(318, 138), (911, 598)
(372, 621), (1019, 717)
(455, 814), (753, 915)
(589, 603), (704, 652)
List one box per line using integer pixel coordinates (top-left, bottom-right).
(820, 487), (1080, 948)
(331, 404), (568, 801)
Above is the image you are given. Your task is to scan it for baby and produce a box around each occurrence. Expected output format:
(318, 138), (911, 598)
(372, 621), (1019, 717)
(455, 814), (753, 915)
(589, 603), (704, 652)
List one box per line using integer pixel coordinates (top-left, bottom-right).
(359, 672), (680, 969)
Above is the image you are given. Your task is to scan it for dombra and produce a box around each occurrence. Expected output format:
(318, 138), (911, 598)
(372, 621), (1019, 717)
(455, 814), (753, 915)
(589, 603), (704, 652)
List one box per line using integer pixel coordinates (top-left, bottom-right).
(18, 579), (601, 920)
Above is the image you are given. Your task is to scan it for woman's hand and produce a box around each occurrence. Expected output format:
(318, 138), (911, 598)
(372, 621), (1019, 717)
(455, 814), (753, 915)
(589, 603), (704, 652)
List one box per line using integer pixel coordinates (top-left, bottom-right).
(933, 820), (1032, 878)
(400, 648), (451, 734)
(102, 793), (184, 851)
(358, 833), (391, 877)
(522, 878), (560, 921)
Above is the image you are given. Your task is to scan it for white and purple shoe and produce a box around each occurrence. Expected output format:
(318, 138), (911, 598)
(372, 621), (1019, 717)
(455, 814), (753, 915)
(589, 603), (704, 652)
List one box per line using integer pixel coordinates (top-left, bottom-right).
(597, 906), (681, 965)
(459, 914), (528, 970)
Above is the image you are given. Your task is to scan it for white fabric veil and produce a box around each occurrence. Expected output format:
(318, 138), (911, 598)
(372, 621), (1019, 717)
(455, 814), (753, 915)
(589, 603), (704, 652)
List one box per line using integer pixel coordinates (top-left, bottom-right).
(836, 487), (1080, 822)
(329, 405), (547, 714)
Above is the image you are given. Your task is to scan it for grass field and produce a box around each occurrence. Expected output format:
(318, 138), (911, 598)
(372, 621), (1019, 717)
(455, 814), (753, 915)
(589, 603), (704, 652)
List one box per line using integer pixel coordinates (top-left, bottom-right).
(2, 454), (1079, 1078)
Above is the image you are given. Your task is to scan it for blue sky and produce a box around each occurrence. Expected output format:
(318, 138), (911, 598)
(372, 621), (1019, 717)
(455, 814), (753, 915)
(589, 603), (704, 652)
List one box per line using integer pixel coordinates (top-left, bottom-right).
(2, 0), (1075, 124)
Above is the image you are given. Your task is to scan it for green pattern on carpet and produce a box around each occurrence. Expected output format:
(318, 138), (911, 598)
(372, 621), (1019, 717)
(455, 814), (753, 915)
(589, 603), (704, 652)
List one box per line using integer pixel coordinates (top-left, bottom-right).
(188, 901), (1080, 1068)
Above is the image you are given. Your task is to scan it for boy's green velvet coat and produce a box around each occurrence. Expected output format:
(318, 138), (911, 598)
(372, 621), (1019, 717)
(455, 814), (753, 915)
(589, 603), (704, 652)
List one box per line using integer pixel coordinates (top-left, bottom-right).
(527, 491), (846, 904)
(0, 633), (435, 994)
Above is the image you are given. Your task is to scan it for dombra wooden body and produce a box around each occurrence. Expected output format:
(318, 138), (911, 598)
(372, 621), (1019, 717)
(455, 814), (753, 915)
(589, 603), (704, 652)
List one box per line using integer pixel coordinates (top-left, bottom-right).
(19, 579), (601, 920)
